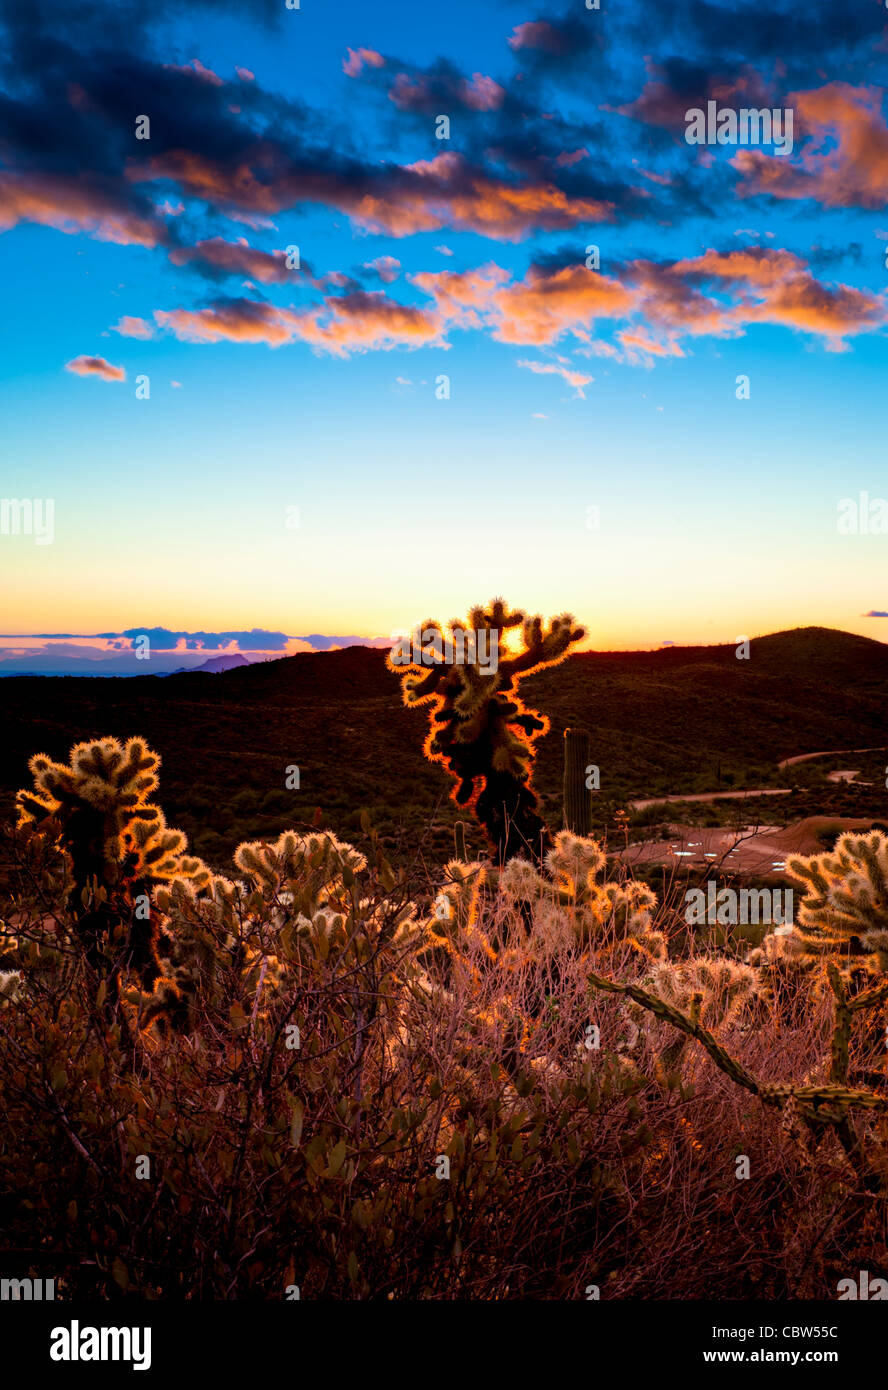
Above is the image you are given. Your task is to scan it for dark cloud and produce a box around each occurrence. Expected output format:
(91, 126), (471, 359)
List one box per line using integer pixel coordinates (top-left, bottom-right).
(383, 57), (506, 114)
(0, 0), (282, 53)
(0, 0), (728, 261)
(504, 7), (610, 82)
(1, 0), (880, 345)
(808, 243), (864, 271)
(617, 57), (773, 134)
(675, 0), (885, 70)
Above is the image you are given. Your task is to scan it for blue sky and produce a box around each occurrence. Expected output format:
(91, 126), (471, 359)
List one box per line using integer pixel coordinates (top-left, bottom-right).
(1, 0), (887, 670)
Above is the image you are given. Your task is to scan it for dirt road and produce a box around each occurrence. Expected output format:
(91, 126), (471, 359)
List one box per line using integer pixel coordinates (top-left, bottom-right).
(777, 746), (886, 769)
(630, 789), (792, 811)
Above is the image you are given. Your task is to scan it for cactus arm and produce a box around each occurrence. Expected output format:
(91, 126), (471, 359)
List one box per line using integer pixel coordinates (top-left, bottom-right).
(827, 963), (852, 1085)
(588, 969), (888, 1126)
(587, 969), (761, 1096)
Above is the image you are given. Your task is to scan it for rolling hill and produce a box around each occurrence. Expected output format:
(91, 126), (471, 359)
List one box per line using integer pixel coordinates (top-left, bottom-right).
(0, 626), (885, 869)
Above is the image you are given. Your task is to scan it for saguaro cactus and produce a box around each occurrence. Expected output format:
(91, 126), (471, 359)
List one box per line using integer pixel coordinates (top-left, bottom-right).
(453, 820), (469, 863)
(563, 727), (592, 836)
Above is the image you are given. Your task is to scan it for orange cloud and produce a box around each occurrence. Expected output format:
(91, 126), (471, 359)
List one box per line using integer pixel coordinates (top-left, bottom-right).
(671, 245), (887, 348)
(169, 236), (292, 283)
(0, 169), (165, 246)
(129, 147), (613, 240)
(625, 260), (734, 341)
(555, 148), (590, 168)
(363, 153), (612, 238)
(364, 255), (401, 283)
(411, 263), (511, 329)
(673, 246), (806, 286)
(296, 291), (444, 354)
(508, 21), (567, 54)
(150, 242), (885, 361)
(126, 147), (285, 216)
(154, 291), (443, 355)
(614, 330), (686, 365)
(733, 83), (888, 209)
(516, 359), (594, 396)
(744, 274), (887, 348)
(111, 316), (155, 339)
(461, 74), (506, 111)
(64, 355), (126, 381)
(343, 48), (384, 77)
(154, 300), (297, 346)
(416, 261), (641, 348)
(163, 58), (223, 85)
(416, 244), (886, 354)
(388, 71), (504, 112)
(491, 263), (636, 345)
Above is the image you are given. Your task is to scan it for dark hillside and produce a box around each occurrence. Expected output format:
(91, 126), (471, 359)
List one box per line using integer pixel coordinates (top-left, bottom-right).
(1, 627), (885, 866)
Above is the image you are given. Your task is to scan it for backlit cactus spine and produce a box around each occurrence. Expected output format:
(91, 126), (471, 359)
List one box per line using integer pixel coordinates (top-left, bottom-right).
(786, 831), (888, 984)
(387, 597), (586, 863)
(563, 727), (592, 836)
(15, 736), (209, 992)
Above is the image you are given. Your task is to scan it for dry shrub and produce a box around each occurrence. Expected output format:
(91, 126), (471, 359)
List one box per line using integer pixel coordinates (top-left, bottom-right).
(2, 751), (888, 1300)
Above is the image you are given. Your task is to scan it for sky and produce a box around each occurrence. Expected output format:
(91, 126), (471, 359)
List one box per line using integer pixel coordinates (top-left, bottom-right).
(1, 0), (887, 672)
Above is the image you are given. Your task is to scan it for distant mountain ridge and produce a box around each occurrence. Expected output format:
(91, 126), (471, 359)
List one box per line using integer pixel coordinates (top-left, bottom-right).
(170, 653), (252, 674)
(0, 633), (393, 676)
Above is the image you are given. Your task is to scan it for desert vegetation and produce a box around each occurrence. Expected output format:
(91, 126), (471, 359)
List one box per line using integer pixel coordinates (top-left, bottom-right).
(1, 602), (888, 1300)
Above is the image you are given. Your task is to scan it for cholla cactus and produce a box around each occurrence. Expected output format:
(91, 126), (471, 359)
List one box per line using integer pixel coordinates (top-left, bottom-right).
(745, 923), (812, 1024)
(647, 956), (760, 1033)
(544, 832), (660, 958)
(0, 969), (22, 1010)
(744, 835), (888, 1084)
(140, 874), (241, 1031)
(141, 829), (419, 1034)
(234, 829), (366, 905)
(388, 598), (585, 862)
(545, 830), (605, 890)
(426, 831), (660, 969)
(785, 832), (888, 984)
(609, 941), (762, 1089)
(589, 967), (888, 1141)
(16, 737), (208, 989)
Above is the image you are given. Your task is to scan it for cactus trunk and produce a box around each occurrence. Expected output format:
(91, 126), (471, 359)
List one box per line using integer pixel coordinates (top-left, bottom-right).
(453, 820), (468, 862)
(563, 727), (592, 836)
